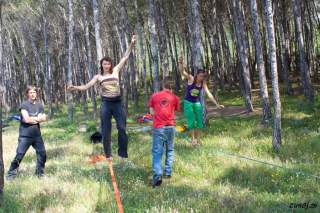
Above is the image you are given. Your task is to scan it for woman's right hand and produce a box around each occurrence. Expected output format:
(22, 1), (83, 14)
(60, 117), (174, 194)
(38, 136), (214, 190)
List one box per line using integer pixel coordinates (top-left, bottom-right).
(178, 56), (183, 64)
(67, 85), (75, 91)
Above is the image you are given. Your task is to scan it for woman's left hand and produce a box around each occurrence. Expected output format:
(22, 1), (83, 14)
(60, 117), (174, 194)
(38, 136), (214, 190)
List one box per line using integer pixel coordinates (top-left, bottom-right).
(131, 35), (137, 44)
(217, 104), (225, 109)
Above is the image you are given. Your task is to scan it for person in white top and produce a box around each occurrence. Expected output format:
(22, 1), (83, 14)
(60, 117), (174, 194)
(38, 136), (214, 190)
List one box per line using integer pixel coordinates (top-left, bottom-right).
(68, 35), (137, 163)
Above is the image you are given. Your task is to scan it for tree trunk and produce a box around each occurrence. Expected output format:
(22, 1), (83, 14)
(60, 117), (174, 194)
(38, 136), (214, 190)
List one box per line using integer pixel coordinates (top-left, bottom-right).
(232, 0), (254, 113)
(216, 24), (225, 92)
(42, 9), (52, 120)
(134, 0), (149, 112)
(10, 42), (19, 111)
(158, 0), (169, 76)
(219, 14), (233, 93)
(307, 3), (318, 82)
(93, 0), (103, 67)
(149, 0), (159, 93)
(291, 0), (315, 104)
(73, 27), (88, 116)
(194, 0), (208, 126)
(48, 55), (59, 115)
(1, 36), (9, 119)
(266, 0), (282, 148)
(82, 1), (97, 120)
(0, 0), (4, 205)
(121, 0), (138, 108)
(209, 0), (219, 100)
(117, 16), (129, 114)
(146, 38), (154, 90)
(188, 0), (197, 74)
(172, 28), (183, 90)
(14, 31), (29, 86)
(250, 0), (272, 122)
(275, 0), (294, 95)
(67, 0), (74, 120)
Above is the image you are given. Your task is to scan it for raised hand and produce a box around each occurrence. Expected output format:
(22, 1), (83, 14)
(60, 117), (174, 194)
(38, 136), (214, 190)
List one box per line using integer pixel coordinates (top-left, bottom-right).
(178, 56), (183, 64)
(131, 35), (137, 44)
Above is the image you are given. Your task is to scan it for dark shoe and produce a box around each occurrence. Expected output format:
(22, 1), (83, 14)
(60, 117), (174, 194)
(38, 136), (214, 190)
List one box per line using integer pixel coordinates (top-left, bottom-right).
(6, 168), (18, 181)
(35, 167), (44, 178)
(153, 175), (162, 187)
(164, 174), (172, 179)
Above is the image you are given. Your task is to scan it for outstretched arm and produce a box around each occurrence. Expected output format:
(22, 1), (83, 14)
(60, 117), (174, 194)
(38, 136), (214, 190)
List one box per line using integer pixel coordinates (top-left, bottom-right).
(203, 83), (224, 109)
(113, 35), (137, 74)
(67, 75), (99, 92)
(178, 56), (193, 83)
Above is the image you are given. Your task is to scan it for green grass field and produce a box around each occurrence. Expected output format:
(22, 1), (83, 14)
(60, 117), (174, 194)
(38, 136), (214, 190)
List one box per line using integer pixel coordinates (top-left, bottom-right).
(1, 86), (320, 212)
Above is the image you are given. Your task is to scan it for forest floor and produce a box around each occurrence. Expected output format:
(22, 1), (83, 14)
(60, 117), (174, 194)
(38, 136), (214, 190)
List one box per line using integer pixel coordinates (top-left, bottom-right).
(1, 80), (320, 212)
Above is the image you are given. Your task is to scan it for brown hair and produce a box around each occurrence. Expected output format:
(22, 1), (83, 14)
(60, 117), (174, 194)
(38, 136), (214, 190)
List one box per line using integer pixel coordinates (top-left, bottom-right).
(25, 85), (39, 97)
(193, 69), (206, 86)
(162, 76), (174, 90)
(100, 56), (114, 75)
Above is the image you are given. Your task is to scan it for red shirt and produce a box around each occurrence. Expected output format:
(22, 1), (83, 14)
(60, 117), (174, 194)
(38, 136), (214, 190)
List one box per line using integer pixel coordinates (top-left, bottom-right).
(149, 90), (180, 129)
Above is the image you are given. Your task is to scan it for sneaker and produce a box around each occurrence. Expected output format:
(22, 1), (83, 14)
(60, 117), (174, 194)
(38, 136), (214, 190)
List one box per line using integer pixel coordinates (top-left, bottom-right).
(6, 168), (18, 181)
(164, 174), (172, 179)
(152, 175), (162, 188)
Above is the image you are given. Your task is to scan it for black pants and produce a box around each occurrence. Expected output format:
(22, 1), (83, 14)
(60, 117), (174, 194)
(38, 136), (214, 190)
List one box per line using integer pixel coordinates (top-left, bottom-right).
(8, 136), (47, 176)
(100, 100), (128, 158)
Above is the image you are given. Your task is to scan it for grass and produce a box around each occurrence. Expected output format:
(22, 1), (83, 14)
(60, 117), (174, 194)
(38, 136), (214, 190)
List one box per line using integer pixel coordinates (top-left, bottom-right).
(1, 85), (320, 212)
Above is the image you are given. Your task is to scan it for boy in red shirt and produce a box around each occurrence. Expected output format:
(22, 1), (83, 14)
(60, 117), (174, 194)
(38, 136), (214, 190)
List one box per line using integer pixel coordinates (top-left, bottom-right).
(149, 76), (180, 187)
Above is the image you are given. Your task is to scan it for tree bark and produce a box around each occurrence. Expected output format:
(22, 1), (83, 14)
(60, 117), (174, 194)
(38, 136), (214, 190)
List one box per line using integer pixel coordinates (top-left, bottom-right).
(67, 0), (74, 120)
(291, 0), (314, 104)
(187, 0), (197, 74)
(232, 0), (254, 113)
(219, 14), (233, 93)
(266, 0), (282, 148)
(42, 6), (52, 120)
(250, 0), (272, 122)
(48, 55), (59, 115)
(93, 0), (103, 68)
(194, 0), (208, 126)
(82, 1), (97, 120)
(121, 0), (138, 108)
(275, 0), (294, 95)
(134, 0), (149, 112)
(0, 0), (4, 205)
(1, 35), (9, 119)
(149, 0), (159, 93)
(73, 26), (88, 116)
(158, 0), (169, 76)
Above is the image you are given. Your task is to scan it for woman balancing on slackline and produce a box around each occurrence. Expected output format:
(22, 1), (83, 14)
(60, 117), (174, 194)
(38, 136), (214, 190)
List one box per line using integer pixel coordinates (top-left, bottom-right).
(68, 35), (137, 163)
(178, 56), (224, 146)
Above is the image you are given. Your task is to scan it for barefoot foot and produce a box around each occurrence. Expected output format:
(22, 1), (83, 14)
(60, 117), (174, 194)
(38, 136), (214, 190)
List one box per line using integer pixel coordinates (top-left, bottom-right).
(191, 140), (197, 146)
(197, 140), (202, 146)
(118, 156), (124, 163)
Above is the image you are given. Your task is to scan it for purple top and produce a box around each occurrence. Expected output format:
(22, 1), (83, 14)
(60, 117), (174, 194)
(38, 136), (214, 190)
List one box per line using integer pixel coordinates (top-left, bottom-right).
(184, 83), (202, 103)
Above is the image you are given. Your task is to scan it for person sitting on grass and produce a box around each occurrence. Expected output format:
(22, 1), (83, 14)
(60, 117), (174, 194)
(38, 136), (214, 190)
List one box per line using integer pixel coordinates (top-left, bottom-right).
(178, 56), (224, 146)
(6, 85), (47, 180)
(68, 35), (137, 163)
(149, 76), (180, 187)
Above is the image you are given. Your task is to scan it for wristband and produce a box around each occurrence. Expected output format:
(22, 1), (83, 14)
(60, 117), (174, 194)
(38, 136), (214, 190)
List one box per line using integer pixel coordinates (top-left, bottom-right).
(215, 103), (218, 106)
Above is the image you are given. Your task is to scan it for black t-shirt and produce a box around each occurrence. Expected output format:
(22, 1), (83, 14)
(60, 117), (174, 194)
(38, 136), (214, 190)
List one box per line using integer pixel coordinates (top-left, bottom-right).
(19, 100), (45, 137)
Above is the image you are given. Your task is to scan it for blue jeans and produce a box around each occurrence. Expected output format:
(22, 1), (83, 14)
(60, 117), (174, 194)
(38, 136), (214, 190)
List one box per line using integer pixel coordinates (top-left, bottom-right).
(152, 126), (175, 181)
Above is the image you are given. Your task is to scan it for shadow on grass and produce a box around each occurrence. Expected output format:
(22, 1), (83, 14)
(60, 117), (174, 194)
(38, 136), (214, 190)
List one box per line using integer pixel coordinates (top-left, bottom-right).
(216, 163), (319, 195)
(1, 184), (23, 212)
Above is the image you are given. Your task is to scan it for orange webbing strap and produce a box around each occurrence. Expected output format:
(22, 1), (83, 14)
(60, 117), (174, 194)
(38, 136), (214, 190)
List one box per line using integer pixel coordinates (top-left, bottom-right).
(107, 158), (124, 213)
